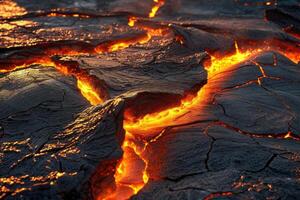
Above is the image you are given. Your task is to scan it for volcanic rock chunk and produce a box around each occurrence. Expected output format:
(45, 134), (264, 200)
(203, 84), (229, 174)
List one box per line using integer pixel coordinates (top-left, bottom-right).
(74, 41), (208, 98)
(265, 7), (300, 39)
(131, 51), (300, 200)
(0, 98), (124, 199)
(0, 67), (89, 136)
(214, 52), (300, 135)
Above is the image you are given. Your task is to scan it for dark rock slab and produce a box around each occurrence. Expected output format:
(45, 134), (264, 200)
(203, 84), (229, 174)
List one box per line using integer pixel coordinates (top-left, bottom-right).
(0, 99), (124, 199)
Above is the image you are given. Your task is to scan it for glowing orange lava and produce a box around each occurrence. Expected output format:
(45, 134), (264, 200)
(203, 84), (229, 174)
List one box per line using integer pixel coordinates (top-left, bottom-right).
(95, 33), (151, 53)
(99, 39), (300, 199)
(149, 0), (165, 18)
(0, 0), (27, 18)
(204, 191), (233, 200)
(0, 56), (104, 105)
(77, 78), (104, 105)
(124, 45), (262, 133)
(99, 44), (265, 200)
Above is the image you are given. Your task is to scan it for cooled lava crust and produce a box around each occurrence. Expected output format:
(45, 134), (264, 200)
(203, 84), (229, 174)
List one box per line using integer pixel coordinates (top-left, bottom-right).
(1, 0), (300, 200)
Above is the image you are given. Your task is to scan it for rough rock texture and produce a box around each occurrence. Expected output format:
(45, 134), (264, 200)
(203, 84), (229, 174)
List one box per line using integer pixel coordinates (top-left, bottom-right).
(1, 0), (300, 200)
(132, 52), (300, 200)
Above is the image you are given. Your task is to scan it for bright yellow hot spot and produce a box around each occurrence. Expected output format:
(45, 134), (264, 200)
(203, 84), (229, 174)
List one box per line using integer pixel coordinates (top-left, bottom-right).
(77, 79), (103, 106)
(128, 17), (137, 27)
(149, 0), (165, 18)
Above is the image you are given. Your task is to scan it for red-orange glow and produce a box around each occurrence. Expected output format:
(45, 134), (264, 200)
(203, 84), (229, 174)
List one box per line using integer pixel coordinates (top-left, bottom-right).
(0, 57), (104, 105)
(99, 44), (266, 200)
(0, 58), (54, 73)
(128, 16), (137, 27)
(124, 46), (262, 134)
(77, 78), (103, 105)
(0, 0), (27, 18)
(284, 27), (300, 40)
(175, 35), (184, 44)
(149, 0), (165, 18)
(99, 41), (300, 199)
(204, 192), (233, 200)
(52, 58), (105, 105)
(95, 33), (152, 53)
(47, 12), (90, 18)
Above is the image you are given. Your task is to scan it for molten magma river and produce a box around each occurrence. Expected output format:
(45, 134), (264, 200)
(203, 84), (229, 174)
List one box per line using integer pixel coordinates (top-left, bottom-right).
(98, 43), (300, 200)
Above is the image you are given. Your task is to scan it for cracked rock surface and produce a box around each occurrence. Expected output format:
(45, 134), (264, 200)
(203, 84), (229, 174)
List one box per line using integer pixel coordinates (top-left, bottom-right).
(1, 0), (300, 200)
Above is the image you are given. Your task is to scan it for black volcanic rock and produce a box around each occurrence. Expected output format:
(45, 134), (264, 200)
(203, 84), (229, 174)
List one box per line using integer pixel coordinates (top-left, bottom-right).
(1, 0), (300, 200)
(0, 99), (124, 199)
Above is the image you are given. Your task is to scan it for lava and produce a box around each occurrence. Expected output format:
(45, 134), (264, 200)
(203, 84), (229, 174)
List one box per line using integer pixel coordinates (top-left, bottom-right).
(214, 121), (300, 141)
(2, 1), (300, 199)
(95, 33), (151, 53)
(47, 12), (91, 18)
(99, 40), (300, 199)
(203, 191), (233, 200)
(149, 0), (165, 18)
(99, 45), (261, 200)
(0, 0), (27, 18)
(52, 58), (108, 105)
(124, 44), (262, 134)
(0, 55), (106, 105)
(77, 79), (103, 106)
(1, 0), (171, 106)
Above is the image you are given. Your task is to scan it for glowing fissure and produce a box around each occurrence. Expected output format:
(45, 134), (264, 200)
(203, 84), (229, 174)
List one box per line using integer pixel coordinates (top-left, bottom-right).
(1, 0), (171, 107)
(97, 2), (300, 199)
(204, 191), (233, 200)
(215, 121), (300, 141)
(2, 1), (300, 199)
(149, 0), (165, 18)
(101, 41), (300, 199)
(95, 33), (152, 54)
(0, 55), (104, 105)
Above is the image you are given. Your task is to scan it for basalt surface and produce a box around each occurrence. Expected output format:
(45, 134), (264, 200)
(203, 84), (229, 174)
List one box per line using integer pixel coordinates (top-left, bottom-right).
(0, 0), (300, 200)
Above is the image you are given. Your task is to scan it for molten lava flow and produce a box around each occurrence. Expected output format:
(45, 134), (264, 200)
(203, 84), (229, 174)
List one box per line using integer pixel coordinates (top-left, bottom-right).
(128, 17), (137, 27)
(100, 40), (300, 199)
(99, 45), (265, 200)
(0, 56), (105, 105)
(1, 0), (170, 106)
(95, 33), (151, 53)
(124, 45), (263, 134)
(149, 0), (165, 18)
(96, 0), (169, 57)
(76, 78), (104, 106)
(52, 58), (106, 105)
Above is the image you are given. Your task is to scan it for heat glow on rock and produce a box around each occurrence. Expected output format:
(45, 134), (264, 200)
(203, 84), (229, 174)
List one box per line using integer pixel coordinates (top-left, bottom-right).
(149, 0), (165, 18)
(1, 0), (300, 199)
(98, 39), (300, 199)
(98, 43), (262, 200)
(96, 1), (300, 199)
(0, 0), (27, 18)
